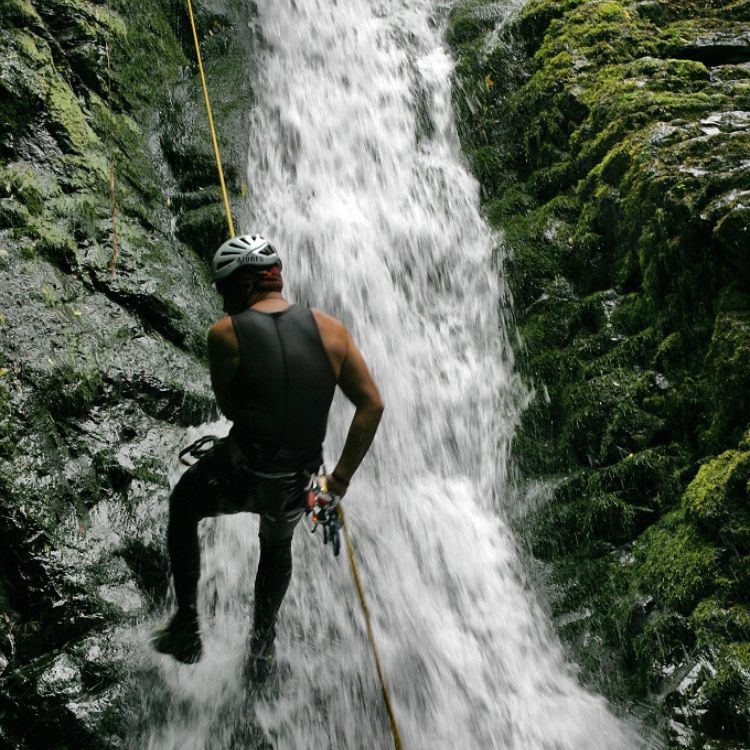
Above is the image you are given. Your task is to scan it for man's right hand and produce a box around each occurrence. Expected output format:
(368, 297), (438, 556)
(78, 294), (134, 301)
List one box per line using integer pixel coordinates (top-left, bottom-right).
(326, 473), (349, 498)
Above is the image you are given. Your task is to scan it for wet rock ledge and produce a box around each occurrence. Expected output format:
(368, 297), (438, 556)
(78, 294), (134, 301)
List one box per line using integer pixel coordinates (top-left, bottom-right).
(0, 0), (251, 746)
(448, 0), (750, 748)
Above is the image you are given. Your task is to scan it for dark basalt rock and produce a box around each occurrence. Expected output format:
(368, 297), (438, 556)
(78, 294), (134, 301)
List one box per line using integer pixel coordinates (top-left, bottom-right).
(669, 27), (750, 67)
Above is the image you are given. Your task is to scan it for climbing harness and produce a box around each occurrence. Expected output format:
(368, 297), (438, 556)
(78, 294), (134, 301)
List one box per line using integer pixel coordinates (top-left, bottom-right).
(182, 6), (404, 747)
(305, 472), (342, 556)
(179, 434), (221, 466)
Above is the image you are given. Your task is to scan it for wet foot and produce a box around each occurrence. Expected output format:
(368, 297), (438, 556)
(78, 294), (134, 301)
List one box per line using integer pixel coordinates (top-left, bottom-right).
(245, 632), (276, 685)
(152, 610), (202, 664)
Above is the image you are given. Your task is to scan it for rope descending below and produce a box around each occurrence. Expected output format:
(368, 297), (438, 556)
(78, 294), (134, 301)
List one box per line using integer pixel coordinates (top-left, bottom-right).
(340, 505), (405, 750)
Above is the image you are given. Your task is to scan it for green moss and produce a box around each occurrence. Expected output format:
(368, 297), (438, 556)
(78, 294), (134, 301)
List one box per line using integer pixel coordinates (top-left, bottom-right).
(524, 445), (685, 560)
(595, 446), (683, 509)
(630, 609), (694, 687)
(683, 450), (750, 550)
(518, 0), (583, 51)
(513, 394), (564, 476)
(691, 599), (750, 647)
(703, 313), (750, 453)
(583, 326), (658, 375)
(633, 510), (720, 613)
(0, 0), (43, 25)
(106, 0), (184, 112)
(46, 75), (98, 155)
(29, 219), (80, 271)
(90, 448), (131, 492)
(559, 368), (668, 466)
(175, 200), (232, 262)
(0, 382), (18, 459)
(698, 642), (750, 739)
(0, 164), (45, 216)
(503, 198), (578, 312)
(446, 5), (496, 48)
(37, 363), (103, 420)
(652, 331), (685, 374)
(530, 490), (650, 557)
(450, 0), (750, 738)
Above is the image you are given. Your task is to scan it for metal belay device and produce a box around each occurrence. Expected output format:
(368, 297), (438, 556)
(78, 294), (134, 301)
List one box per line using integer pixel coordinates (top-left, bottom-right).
(304, 471), (342, 557)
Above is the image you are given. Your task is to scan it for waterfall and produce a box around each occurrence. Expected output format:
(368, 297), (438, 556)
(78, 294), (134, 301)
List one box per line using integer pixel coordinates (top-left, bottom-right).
(132, 1), (643, 747)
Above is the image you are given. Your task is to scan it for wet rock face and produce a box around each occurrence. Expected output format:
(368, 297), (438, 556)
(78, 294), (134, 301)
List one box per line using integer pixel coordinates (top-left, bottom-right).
(449, 0), (749, 747)
(0, 0), (250, 746)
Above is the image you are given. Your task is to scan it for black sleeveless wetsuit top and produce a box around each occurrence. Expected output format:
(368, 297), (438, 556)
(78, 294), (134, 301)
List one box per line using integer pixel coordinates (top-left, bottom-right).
(229, 305), (337, 472)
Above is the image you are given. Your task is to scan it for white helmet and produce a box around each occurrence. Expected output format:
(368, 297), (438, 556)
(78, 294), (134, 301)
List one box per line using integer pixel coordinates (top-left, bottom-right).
(212, 234), (282, 282)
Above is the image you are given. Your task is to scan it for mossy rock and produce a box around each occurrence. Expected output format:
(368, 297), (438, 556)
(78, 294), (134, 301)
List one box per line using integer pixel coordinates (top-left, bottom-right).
(36, 362), (104, 420)
(691, 599), (750, 647)
(693, 643), (750, 741)
(632, 510), (720, 614)
(703, 312), (750, 453)
(0, 0), (243, 743)
(582, 326), (659, 376)
(684, 449), (750, 550)
(503, 197), (578, 313)
(523, 446), (683, 558)
(446, 3), (498, 48)
(528, 488), (650, 558)
(630, 608), (694, 688)
(0, 380), (20, 459)
(559, 368), (667, 466)
(450, 0), (750, 742)
(513, 392), (564, 476)
(594, 445), (684, 510)
(175, 200), (232, 262)
(517, 0), (583, 53)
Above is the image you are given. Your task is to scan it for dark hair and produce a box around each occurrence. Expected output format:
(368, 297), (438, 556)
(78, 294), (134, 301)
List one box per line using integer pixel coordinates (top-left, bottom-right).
(216, 265), (283, 305)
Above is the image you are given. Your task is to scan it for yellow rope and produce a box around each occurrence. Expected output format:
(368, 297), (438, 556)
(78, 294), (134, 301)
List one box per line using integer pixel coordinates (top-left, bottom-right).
(185, 0), (235, 238)
(339, 504), (405, 750)
(182, 5), (402, 746)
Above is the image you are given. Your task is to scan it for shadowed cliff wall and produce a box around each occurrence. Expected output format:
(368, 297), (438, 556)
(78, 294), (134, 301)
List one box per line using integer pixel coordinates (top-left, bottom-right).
(0, 0), (250, 744)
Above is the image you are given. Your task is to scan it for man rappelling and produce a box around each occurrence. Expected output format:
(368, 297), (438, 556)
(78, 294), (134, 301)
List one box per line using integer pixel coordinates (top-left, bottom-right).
(152, 234), (384, 681)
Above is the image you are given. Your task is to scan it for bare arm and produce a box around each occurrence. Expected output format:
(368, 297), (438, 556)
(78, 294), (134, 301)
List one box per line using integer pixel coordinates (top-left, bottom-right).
(327, 331), (384, 497)
(207, 318), (240, 420)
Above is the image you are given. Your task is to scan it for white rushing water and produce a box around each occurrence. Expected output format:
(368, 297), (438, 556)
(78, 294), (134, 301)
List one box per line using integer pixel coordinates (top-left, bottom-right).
(133, 1), (644, 747)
